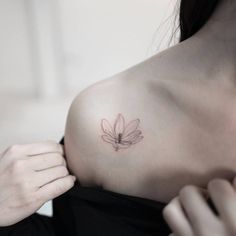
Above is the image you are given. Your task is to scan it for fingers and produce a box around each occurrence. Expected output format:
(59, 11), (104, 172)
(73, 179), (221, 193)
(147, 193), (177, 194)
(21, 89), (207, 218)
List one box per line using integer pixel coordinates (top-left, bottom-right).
(25, 141), (64, 156)
(179, 185), (217, 229)
(3, 141), (65, 160)
(27, 152), (66, 171)
(163, 197), (194, 236)
(34, 165), (71, 188)
(165, 181), (236, 236)
(208, 178), (236, 234)
(37, 175), (76, 202)
(0, 141), (65, 172)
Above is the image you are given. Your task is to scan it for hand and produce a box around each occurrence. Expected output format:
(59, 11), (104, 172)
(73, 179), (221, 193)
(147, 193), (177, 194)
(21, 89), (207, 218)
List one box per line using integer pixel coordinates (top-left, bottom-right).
(163, 178), (236, 236)
(0, 141), (76, 227)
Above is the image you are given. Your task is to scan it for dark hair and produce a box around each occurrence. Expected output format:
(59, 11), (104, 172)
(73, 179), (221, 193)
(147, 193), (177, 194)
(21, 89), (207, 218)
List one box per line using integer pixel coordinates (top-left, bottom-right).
(179, 0), (220, 42)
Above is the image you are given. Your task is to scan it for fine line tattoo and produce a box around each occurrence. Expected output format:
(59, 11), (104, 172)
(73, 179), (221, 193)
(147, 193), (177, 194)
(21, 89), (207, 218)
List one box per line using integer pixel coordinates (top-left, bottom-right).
(100, 113), (144, 151)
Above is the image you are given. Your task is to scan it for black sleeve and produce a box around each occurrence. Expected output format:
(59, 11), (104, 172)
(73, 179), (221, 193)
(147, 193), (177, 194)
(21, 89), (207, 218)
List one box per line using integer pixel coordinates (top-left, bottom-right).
(0, 213), (55, 236)
(0, 137), (65, 236)
(59, 137), (64, 145)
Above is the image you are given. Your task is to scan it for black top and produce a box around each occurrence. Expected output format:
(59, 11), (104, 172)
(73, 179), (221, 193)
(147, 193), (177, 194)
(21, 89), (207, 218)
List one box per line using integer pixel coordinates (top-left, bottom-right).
(0, 138), (171, 236)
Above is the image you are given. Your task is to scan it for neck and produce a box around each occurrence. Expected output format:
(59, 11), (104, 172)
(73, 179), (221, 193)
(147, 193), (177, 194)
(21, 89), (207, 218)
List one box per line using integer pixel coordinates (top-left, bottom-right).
(187, 0), (236, 87)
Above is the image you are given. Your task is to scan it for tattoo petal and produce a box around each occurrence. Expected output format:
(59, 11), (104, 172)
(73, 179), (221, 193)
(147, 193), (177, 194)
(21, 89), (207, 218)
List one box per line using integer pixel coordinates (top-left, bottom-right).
(131, 136), (144, 144)
(123, 119), (140, 138)
(101, 135), (116, 144)
(122, 130), (142, 141)
(114, 113), (125, 137)
(118, 143), (132, 149)
(101, 119), (114, 137)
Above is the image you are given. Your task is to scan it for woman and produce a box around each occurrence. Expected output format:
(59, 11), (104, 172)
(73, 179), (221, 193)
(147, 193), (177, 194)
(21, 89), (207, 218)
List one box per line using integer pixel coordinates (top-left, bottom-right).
(1, 0), (236, 235)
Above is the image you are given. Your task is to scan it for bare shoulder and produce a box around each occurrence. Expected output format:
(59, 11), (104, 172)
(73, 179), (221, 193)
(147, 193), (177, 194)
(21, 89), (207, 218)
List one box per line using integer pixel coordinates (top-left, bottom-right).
(64, 72), (179, 197)
(64, 59), (236, 203)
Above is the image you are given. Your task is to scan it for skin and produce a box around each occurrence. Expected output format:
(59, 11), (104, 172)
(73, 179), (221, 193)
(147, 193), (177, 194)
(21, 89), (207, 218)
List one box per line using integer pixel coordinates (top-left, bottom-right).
(65, 71), (236, 203)
(0, 141), (76, 226)
(162, 1), (236, 234)
(163, 178), (236, 236)
(64, 0), (236, 203)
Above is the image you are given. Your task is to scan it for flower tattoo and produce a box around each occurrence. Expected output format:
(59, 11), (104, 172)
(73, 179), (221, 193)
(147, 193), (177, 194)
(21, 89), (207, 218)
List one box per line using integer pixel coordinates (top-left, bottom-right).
(100, 113), (144, 151)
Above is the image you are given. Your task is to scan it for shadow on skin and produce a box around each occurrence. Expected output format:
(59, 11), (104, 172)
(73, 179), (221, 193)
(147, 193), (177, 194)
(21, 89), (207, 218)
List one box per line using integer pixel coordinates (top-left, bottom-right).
(141, 167), (236, 204)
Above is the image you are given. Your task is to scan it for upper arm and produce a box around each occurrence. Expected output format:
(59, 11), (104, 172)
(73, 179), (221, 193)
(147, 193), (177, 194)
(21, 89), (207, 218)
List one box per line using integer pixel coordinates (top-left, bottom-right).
(64, 76), (159, 190)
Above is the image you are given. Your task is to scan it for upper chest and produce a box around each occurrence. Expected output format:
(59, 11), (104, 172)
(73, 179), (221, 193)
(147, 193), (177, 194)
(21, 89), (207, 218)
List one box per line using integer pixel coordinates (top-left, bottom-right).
(100, 78), (236, 202)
